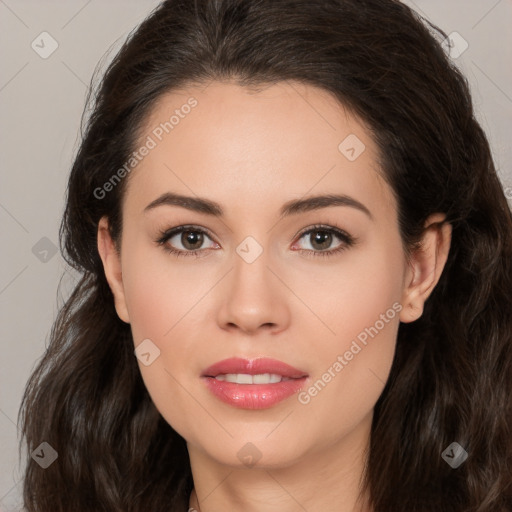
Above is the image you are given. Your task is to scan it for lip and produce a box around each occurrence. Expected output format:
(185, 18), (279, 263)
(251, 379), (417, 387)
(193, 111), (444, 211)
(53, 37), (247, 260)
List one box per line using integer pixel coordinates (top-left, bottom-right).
(201, 357), (309, 410)
(201, 357), (308, 379)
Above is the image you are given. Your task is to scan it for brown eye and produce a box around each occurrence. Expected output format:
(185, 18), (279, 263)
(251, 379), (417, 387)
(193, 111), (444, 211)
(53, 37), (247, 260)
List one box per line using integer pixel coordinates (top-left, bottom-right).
(292, 225), (356, 258)
(180, 230), (205, 250)
(156, 225), (218, 258)
(308, 230), (334, 251)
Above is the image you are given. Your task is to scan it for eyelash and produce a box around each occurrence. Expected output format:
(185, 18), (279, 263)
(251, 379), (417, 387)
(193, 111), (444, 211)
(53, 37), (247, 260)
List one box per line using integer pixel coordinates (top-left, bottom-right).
(155, 224), (356, 259)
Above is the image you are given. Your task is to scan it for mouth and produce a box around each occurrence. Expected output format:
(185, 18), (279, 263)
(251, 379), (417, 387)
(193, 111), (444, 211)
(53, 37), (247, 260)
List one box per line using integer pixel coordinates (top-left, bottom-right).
(201, 357), (309, 410)
(210, 373), (294, 384)
(202, 356), (308, 379)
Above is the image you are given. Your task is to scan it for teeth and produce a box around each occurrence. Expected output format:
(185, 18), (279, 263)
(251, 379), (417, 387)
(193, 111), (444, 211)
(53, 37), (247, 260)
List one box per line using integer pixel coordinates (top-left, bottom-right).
(213, 373), (292, 384)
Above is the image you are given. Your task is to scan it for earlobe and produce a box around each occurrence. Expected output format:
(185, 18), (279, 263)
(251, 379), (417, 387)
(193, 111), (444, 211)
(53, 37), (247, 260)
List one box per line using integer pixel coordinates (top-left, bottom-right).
(399, 213), (452, 323)
(97, 216), (130, 323)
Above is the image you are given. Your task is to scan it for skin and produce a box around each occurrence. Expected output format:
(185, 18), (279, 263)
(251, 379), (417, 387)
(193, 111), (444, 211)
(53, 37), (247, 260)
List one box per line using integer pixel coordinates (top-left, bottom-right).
(97, 80), (451, 512)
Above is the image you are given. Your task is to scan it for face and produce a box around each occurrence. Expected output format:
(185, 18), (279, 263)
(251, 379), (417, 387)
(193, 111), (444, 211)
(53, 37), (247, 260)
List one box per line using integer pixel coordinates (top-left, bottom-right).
(98, 80), (449, 470)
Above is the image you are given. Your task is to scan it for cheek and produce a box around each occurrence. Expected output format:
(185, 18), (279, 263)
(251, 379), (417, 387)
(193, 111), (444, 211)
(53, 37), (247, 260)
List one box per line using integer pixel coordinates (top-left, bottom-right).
(121, 254), (200, 438)
(291, 234), (404, 351)
(121, 235), (202, 342)
(290, 240), (404, 431)
(119, 240), (215, 432)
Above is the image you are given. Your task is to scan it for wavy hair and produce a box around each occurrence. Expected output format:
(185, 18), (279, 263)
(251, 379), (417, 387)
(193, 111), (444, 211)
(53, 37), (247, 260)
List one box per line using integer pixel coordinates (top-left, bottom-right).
(18, 0), (512, 510)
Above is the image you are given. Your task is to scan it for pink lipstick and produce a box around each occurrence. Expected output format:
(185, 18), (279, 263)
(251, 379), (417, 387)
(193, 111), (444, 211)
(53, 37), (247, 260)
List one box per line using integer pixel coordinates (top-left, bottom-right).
(201, 357), (309, 410)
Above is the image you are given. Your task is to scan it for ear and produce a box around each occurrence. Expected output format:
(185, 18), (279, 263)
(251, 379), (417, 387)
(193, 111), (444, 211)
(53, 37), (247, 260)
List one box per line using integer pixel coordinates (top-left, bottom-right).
(97, 216), (130, 323)
(399, 213), (452, 323)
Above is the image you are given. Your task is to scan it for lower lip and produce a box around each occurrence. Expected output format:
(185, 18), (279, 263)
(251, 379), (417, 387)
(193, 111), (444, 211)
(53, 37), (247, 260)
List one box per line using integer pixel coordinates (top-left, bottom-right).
(202, 376), (308, 409)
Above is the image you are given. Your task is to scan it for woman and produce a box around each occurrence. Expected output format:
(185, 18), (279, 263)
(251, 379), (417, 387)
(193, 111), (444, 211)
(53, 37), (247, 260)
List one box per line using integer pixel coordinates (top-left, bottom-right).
(18, 0), (512, 511)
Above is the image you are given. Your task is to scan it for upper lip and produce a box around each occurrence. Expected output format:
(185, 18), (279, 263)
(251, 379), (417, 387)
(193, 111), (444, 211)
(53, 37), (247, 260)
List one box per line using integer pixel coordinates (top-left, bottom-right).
(202, 357), (308, 379)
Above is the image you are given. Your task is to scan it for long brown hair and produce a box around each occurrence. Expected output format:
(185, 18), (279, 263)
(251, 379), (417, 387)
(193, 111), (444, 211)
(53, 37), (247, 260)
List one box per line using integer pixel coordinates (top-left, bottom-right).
(18, 0), (512, 510)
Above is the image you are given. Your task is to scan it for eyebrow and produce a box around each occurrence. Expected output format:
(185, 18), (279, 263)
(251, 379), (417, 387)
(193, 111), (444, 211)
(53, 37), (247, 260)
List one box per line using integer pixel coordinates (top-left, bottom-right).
(144, 192), (373, 220)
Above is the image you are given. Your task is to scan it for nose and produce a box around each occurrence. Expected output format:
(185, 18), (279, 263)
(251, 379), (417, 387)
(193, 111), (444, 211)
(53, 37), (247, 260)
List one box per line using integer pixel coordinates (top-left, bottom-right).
(216, 248), (290, 335)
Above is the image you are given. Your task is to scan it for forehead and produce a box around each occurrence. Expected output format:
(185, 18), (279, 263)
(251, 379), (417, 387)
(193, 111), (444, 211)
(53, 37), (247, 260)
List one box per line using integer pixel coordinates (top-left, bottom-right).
(123, 80), (393, 221)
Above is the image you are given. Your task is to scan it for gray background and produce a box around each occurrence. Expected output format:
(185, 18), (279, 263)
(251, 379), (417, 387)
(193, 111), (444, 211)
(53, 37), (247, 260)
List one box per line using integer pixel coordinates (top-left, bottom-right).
(0, 1), (511, 510)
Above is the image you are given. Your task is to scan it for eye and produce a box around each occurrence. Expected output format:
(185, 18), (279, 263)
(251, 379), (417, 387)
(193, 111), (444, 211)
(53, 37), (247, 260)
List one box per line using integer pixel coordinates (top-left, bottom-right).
(292, 224), (356, 258)
(156, 223), (356, 259)
(156, 225), (218, 258)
